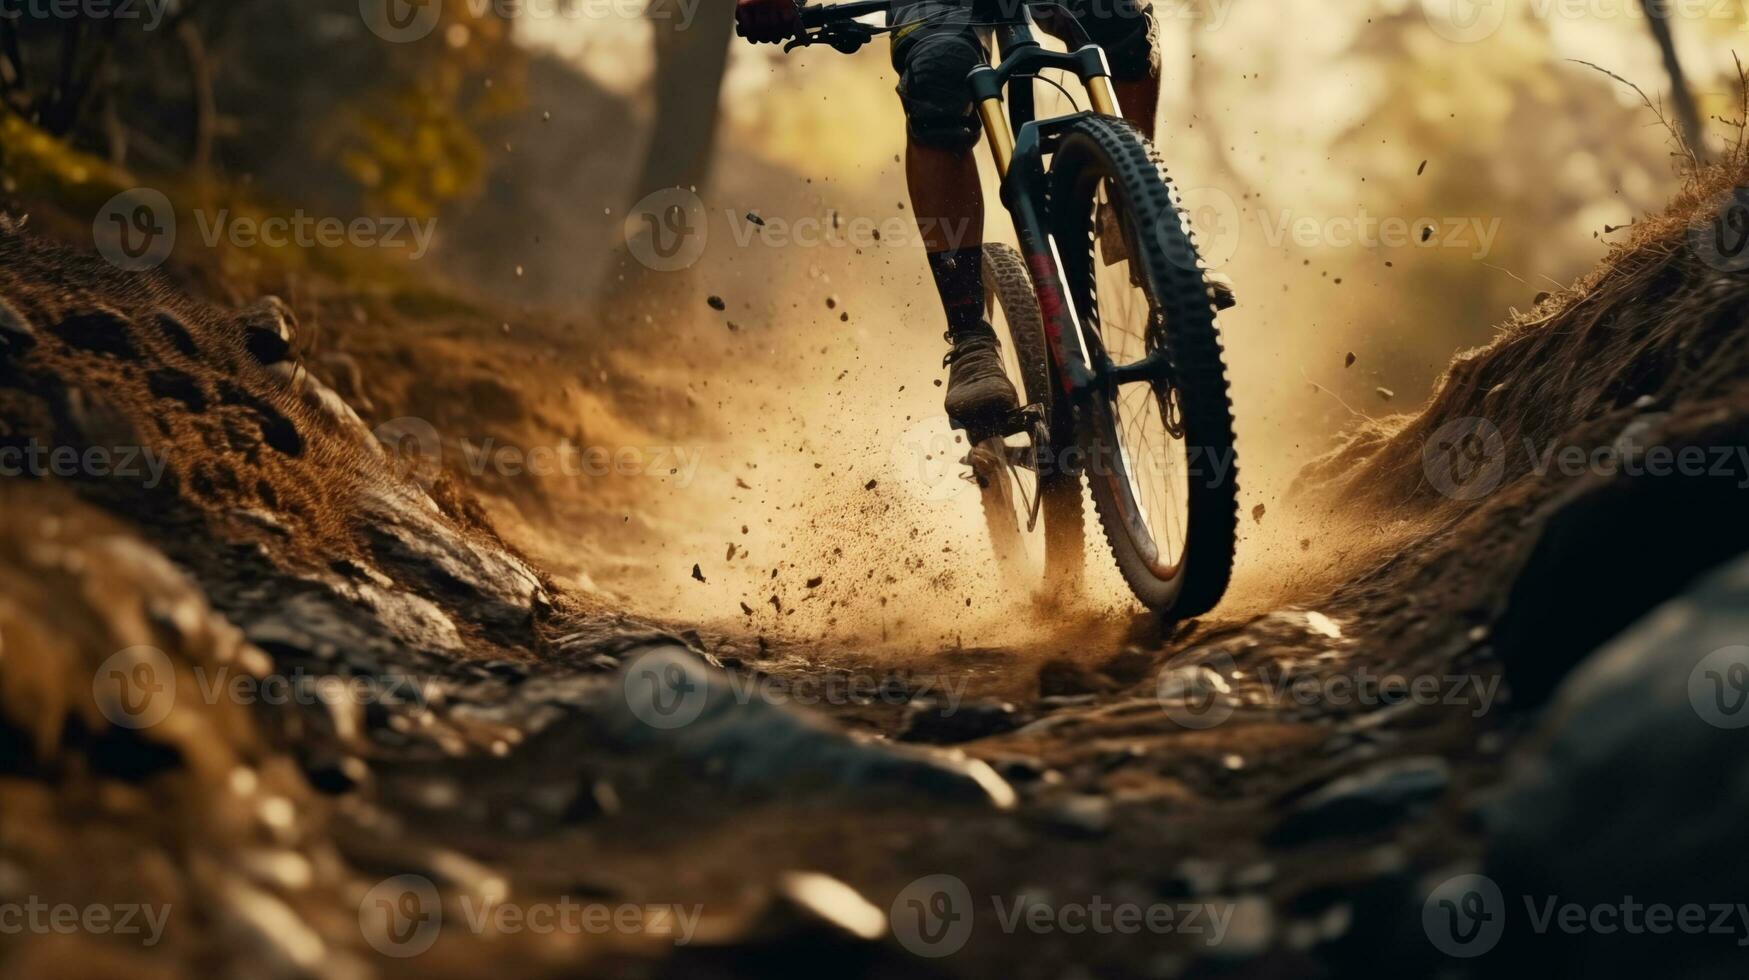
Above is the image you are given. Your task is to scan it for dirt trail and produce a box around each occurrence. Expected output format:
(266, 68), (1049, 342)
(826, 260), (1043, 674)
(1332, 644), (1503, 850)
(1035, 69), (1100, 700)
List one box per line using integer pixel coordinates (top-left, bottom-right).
(4, 138), (1749, 978)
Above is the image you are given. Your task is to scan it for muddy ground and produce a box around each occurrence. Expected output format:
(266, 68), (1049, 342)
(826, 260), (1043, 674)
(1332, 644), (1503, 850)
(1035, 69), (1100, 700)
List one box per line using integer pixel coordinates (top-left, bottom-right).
(2, 138), (1749, 980)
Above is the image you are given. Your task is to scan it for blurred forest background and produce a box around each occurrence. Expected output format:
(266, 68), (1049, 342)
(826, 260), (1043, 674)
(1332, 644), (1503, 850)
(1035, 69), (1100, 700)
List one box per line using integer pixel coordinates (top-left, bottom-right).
(2, 0), (1744, 619)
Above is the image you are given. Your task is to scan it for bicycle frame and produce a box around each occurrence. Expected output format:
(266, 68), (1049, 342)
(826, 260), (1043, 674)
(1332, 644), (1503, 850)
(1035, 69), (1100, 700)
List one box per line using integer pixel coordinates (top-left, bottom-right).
(969, 11), (1123, 401)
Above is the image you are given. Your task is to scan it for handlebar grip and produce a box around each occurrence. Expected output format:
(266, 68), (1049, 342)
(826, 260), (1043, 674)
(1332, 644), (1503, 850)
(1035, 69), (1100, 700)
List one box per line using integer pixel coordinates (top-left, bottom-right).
(799, 0), (892, 28)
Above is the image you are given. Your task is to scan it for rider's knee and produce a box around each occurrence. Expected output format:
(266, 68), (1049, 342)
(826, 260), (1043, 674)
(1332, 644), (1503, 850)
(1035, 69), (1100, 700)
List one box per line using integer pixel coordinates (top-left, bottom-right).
(1087, 1), (1159, 81)
(894, 33), (986, 151)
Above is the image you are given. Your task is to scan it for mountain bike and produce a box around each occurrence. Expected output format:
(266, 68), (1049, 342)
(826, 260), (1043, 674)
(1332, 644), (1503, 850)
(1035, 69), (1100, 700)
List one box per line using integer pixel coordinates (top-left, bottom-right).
(787, 0), (1239, 615)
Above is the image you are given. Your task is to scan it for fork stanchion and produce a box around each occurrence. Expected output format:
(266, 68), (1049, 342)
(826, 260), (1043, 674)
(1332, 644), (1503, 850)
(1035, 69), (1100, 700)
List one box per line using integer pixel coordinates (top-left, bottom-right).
(1086, 75), (1121, 119)
(978, 97), (1017, 177)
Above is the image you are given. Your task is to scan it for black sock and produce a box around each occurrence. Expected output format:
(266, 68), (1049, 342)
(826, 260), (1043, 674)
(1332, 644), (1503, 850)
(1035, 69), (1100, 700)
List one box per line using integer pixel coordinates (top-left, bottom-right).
(927, 246), (984, 338)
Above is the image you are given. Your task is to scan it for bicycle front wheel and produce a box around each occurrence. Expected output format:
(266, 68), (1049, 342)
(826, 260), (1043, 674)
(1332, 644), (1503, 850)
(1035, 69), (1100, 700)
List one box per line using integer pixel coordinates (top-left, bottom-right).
(1048, 115), (1239, 616)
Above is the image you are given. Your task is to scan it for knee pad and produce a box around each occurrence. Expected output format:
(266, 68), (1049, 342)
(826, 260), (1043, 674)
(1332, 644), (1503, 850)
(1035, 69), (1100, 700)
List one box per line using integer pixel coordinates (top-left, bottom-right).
(1087, 2), (1159, 80)
(892, 30), (986, 151)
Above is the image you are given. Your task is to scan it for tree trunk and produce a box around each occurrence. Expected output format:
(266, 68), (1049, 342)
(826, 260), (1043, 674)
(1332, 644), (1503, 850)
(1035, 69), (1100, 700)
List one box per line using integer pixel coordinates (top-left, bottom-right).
(1637, 0), (1706, 158)
(601, 0), (735, 301)
(632, 0), (735, 199)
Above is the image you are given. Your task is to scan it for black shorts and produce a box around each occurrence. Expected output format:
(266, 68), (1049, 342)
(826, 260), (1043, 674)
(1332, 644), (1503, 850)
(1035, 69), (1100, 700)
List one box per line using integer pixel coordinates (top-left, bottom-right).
(889, 0), (1158, 150)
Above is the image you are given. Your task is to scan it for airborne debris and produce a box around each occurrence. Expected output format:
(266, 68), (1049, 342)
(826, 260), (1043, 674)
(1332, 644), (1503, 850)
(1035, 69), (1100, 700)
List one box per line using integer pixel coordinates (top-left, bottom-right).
(1252, 504), (1266, 524)
(691, 564), (706, 583)
(739, 601), (754, 616)
(1344, 352), (1356, 368)
(1375, 387), (1395, 401)
(864, 479), (878, 490)
(806, 576), (823, 589)
(707, 296), (727, 311)
(745, 212), (766, 226)
(736, 477), (752, 490)
(1417, 159), (1427, 175)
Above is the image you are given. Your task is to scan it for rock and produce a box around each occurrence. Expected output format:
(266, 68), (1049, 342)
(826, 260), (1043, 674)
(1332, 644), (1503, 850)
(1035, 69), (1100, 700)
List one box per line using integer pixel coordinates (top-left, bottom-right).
(268, 362), (381, 453)
(1037, 794), (1112, 838)
(1097, 647), (1155, 686)
(358, 485), (547, 629)
(239, 296), (297, 365)
(303, 754), (367, 795)
(1156, 665), (1232, 706)
(896, 697), (1023, 744)
(609, 647), (1016, 808)
(1207, 896), (1275, 960)
(1482, 552), (1749, 976)
(1269, 756), (1449, 845)
(1039, 658), (1103, 697)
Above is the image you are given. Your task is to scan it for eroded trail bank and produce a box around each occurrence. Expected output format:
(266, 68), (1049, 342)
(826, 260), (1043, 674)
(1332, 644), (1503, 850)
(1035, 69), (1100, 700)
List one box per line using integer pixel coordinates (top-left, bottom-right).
(3, 145), (1749, 978)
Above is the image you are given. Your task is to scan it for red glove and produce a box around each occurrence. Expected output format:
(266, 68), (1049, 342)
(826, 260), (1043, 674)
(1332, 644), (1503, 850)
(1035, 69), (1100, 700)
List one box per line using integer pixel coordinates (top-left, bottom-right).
(736, 0), (801, 44)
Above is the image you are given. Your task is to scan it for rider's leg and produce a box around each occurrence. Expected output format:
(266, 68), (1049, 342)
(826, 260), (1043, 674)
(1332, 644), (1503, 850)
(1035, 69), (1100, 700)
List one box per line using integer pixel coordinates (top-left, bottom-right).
(890, 9), (1017, 424)
(1049, 0), (1159, 133)
(1113, 76), (1160, 135)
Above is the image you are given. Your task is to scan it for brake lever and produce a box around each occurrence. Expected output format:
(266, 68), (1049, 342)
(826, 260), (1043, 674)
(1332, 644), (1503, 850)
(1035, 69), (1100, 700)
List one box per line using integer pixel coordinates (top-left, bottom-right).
(784, 21), (877, 54)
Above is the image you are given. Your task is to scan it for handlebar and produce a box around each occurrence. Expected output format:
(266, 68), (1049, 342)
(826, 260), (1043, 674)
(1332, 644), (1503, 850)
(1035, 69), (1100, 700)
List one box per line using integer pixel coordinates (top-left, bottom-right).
(798, 0), (892, 29)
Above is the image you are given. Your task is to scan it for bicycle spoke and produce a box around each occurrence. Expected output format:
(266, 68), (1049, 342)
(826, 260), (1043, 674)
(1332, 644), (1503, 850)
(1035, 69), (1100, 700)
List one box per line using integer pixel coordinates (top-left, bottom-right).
(1087, 180), (1191, 573)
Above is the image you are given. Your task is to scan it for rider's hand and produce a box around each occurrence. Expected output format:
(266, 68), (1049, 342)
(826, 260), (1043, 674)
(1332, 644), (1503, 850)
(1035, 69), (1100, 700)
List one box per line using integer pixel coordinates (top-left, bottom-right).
(735, 0), (801, 44)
